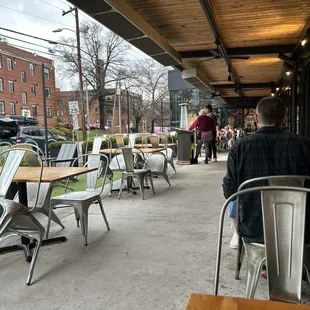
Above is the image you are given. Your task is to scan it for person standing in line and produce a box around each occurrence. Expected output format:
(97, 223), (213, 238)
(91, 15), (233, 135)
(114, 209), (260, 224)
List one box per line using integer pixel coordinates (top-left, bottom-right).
(189, 109), (217, 164)
(205, 104), (218, 162)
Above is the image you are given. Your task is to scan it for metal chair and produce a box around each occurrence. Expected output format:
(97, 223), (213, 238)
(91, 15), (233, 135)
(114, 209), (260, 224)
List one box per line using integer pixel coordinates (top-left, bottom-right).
(146, 152), (171, 186)
(12, 143), (65, 234)
(214, 185), (310, 304)
(235, 176), (310, 283)
(128, 133), (137, 147)
(87, 136), (114, 197)
(139, 133), (149, 148)
(49, 154), (110, 246)
(118, 147), (155, 200)
(158, 133), (177, 173)
(148, 134), (160, 148)
(0, 148), (45, 285)
(114, 134), (126, 148)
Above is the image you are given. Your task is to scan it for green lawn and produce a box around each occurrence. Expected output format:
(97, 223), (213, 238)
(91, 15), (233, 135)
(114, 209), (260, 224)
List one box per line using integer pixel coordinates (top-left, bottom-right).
(51, 170), (122, 197)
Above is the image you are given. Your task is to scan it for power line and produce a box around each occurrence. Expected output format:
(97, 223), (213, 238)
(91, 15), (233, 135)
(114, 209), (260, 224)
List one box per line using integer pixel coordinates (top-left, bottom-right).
(55, 0), (70, 6)
(0, 27), (75, 48)
(0, 33), (52, 50)
(0, 4), (75, 29)
(36, 0), (64, 11)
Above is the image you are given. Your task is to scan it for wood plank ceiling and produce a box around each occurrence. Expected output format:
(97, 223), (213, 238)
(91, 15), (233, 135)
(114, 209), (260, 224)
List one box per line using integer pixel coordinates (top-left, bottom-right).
(126, 0), (310, 98)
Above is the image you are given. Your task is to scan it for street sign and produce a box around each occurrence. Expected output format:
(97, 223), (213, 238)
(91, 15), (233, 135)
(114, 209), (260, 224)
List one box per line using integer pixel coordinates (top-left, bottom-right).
(68, 101), (79, 115)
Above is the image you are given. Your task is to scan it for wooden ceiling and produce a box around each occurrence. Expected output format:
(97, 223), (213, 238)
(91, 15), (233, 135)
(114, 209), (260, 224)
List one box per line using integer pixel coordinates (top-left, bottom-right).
(125, 0), (310, 99)
(71, 0), (310, 99)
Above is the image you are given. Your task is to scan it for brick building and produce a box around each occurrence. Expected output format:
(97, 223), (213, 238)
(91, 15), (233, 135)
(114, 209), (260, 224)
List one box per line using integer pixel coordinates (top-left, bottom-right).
(56, 88), (143, 132)
(0, 42), (57, 126)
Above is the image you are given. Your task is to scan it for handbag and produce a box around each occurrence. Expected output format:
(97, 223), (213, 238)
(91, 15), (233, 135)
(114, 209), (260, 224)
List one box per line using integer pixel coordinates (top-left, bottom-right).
(201, 130), (213, 142)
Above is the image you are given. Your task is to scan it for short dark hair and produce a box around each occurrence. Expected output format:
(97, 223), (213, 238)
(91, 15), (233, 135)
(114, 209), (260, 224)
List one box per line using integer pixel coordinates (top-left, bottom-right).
(205, 104), (213, 112)
(256, 97), (286, 126)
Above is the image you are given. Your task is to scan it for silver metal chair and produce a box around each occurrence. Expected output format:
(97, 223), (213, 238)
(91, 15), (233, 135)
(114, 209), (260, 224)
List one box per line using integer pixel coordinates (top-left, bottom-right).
(214, 185), (310, 304)
(87, 136), (114, 197)
(235, 176), (310, 284)
(158, 133), (177, 173)
(0, 148), (45, 285)
(118, 147), (155, 200)
(114, 134), (126, 148)
(148, 134), (160, 148)
(146, 152), (171, 186)
(49, 154), (110, 246)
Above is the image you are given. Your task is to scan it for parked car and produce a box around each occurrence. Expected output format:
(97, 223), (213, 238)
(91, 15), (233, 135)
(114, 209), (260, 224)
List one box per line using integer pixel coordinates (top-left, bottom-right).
(0, 118), (66, 153)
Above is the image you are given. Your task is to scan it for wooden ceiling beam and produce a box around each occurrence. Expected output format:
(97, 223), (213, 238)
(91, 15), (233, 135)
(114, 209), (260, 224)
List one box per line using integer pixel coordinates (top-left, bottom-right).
(180, 45), (295, 59)
(215, 83), (275, 90)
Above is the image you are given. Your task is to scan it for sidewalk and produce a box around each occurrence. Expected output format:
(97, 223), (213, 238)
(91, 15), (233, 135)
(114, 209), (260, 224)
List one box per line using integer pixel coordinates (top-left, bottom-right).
(1, 155), (309, 309)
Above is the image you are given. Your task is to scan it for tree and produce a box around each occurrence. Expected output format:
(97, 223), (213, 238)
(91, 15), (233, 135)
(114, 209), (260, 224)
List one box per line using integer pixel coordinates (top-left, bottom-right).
(133, 59), (169, 132)
(55, 21), (130, 130)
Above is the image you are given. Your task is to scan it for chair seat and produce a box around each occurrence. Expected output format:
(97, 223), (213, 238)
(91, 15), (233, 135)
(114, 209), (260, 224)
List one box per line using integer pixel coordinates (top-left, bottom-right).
(51, 191), (99, 203)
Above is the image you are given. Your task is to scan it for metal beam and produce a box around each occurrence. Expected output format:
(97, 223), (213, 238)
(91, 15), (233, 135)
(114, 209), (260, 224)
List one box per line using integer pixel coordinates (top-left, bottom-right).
(214, 83), (275, 90)
(180, 45), (295, 59)
(199, 0), (240, 93)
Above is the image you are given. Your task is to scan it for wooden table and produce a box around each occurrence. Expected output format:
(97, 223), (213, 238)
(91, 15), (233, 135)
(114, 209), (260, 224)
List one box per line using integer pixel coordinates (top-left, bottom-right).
(12, 166), (96, 183)
(185, 294), (310, 310)
(134, 143), (177, 148)
(100, 147), (166, 155)
(2, 166), (96, 261)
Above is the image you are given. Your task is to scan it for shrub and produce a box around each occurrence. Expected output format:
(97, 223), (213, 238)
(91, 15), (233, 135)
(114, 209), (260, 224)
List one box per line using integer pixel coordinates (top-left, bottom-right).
(48, 141), (75, 149)
(48, 126), (65, 137)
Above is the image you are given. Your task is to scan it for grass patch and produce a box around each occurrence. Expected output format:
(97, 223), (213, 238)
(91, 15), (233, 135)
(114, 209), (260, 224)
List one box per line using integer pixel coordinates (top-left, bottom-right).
(51, 170), (122, 197)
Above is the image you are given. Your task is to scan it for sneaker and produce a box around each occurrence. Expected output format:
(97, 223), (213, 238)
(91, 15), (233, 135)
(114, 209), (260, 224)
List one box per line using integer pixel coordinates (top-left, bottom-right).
(229, 233), (239, 249)
(212, 158), (217, 163)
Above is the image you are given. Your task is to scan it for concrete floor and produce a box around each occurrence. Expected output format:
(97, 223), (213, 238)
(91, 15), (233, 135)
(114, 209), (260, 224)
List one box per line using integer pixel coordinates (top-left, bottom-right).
(1, 155), (310, 309)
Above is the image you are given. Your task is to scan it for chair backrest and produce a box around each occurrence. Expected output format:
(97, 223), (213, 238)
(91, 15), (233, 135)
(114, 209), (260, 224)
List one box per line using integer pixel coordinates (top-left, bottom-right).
(92, 137), (104, 154)
(128, 134), (137, 147)
(148, 134), (160, 148)
(261, 188), (306, 303)
(70, 154), (109, 194)
(11, 143), (45, 167)
(158, 133), (168, 147)
(146, 152), (166, 173)
(56, 143), (77, 167)
(214, 186), (310, 302)
(139, 133), (149, 147)
(0, 148), (44, 210)
(122, 147), (134, 173)
(114, 134), (125, 148)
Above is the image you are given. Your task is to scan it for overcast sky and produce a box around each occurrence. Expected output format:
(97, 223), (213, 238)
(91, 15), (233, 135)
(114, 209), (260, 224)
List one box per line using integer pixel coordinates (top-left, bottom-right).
(0, 0), (148, 90)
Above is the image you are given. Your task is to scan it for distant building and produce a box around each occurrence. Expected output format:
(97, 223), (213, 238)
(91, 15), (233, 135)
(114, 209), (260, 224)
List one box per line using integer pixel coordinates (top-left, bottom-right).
(55, 88), (142, 132)
(0, 42), (57, 126)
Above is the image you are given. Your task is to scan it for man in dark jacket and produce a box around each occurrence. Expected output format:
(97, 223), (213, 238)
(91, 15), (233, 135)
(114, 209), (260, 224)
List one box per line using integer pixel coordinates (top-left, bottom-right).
(205, 104), (218, 162)
(223, 97), (310, 248)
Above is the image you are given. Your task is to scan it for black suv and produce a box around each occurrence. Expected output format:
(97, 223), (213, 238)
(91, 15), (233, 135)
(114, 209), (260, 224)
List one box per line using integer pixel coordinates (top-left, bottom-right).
(0, 117), (66, 152)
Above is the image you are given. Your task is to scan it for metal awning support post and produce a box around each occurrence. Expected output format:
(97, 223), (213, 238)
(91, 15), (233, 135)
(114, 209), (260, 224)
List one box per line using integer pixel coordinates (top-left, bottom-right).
(41, 63), (49, 159)
(291, 68), (297, 134)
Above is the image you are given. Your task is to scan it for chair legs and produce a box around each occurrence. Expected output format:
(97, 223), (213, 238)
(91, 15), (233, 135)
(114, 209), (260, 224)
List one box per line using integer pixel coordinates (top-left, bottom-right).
(108, 177), (113, 197)
(148, 174), (155, 194)
(244, 243), (266, 298)
(137, 175), (145, 200)
(162, 171), (171, 186)
(98, 198), (110, 231)
(26, 215), (45, 285)
(235, 236), (244, 280)
(118, 174), (127, 199)
(169, 158), (177, 174)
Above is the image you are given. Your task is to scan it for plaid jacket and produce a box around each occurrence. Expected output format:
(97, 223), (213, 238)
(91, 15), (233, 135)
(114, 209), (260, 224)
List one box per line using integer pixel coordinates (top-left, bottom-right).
(223, 126), (310, 243)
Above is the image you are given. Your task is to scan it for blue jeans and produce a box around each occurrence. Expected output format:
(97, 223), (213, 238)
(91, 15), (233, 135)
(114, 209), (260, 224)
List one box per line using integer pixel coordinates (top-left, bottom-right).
(228, 200), (237, 219)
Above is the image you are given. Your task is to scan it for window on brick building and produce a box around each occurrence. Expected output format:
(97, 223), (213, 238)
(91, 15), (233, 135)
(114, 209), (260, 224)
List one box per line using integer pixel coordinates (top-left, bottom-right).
(45, 87), (51, 98)
(32, 104), (37, 117)
(30, 63), (35, 76)
(56, 110), (63, 117)
(8, 80), (14, 93)
(105, 107), (113, 114)
(10, 102), (16, 115)
(46, 106), (52, 117)
(7, 58), (13, 71)
(21, 71), (26, 83)
(106, 120), (113, 127)
(22, 92), (27, 105)
(44, 68), (50, 80)
(31, 84), (36, 96)
(0, 78), (3, 91)
(0, 55), (2, 68)
(0, 101), (5, 115)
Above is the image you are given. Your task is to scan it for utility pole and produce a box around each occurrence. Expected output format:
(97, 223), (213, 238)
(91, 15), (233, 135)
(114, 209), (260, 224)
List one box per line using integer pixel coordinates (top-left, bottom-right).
(41, 63), (49, 158)
(85, 80), (90, 136)
(112, 80), (118, 134)
(161, 99), (164, 132)
(119, 89), (122, 134)
(127, 89), (130, 133)
(63, 7), (86, 141)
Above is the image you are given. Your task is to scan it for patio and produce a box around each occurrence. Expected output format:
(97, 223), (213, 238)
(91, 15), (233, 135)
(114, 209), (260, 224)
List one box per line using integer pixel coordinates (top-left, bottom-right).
(1, 155), (310, 309)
